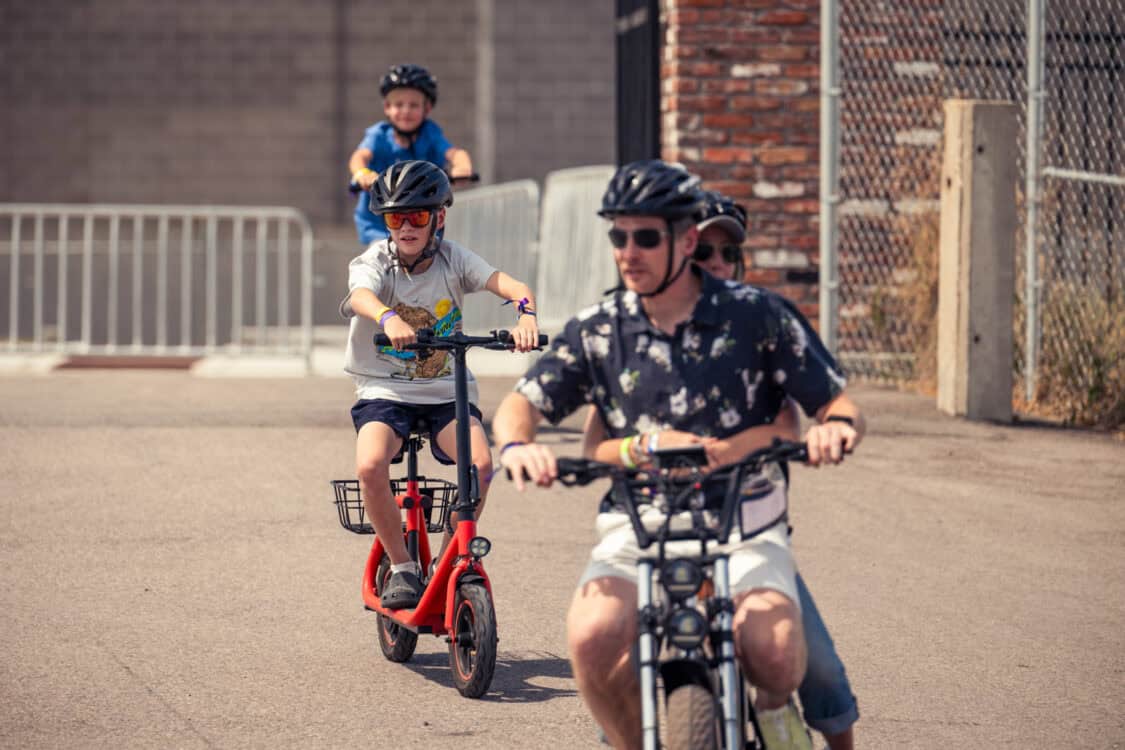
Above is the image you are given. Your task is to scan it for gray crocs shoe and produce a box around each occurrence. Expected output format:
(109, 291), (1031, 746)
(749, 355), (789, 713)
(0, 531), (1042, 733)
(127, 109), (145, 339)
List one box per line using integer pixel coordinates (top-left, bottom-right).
(381, 570), (424, 610)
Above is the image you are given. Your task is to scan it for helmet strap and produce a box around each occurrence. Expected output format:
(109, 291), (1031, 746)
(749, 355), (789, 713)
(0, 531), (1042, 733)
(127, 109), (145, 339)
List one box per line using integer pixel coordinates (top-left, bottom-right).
(391, 124), (421, 139)
(638, 219), (689, 299)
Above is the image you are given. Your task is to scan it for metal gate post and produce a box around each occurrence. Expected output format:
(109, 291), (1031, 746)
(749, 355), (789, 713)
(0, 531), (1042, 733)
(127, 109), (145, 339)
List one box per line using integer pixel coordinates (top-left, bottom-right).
(1023, 0), (1045, 401)
(819, 0), (841, 353)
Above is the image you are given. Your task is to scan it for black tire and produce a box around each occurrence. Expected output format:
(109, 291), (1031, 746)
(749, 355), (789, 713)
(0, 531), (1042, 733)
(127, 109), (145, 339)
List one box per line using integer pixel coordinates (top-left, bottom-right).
(665, 683), (721, 750)
(375, 555), (418, 662)
(447, 582), (497, 698)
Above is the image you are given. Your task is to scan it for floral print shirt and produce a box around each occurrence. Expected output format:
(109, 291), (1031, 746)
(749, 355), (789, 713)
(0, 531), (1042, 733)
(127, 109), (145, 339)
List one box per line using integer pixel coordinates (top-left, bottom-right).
(515, 272), (847, 439)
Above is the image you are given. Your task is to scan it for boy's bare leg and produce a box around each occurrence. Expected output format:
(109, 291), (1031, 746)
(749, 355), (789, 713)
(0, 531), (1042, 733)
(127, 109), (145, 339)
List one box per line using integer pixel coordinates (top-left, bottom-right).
(355, 421), (409, 564)
(433, 417), (493, 556)
(567, 577), (642, 750)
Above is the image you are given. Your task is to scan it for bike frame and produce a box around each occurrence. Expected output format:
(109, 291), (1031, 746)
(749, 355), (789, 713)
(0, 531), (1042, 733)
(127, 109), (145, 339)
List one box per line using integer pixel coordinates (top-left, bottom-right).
(360, 435), (490, 635)
(558, 441), (810, 750)
(637, 551), (743, 750)
(362, 329), (543, 635)
(362, 336), (490, 635)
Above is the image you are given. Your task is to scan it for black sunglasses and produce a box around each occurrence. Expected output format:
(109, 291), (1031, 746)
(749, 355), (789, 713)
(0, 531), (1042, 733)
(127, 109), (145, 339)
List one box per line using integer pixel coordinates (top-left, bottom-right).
(693, 242), (742, 265)
(608, 227), (669, 250)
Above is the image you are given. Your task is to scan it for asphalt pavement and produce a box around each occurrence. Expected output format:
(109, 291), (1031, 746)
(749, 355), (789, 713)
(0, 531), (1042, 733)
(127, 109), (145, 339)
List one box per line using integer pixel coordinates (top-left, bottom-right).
(1, 369), (1122, 749)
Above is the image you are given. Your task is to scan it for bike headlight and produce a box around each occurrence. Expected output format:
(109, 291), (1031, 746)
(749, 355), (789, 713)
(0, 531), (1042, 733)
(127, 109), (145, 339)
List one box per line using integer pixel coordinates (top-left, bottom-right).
(468, 536), (491, 558)
(662, 559), (704, 601)
(666, 608), (708, 651)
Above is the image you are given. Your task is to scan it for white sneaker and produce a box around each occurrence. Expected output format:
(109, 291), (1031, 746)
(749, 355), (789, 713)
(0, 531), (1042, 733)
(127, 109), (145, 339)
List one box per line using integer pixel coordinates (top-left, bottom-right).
(756, 701), (813, 750)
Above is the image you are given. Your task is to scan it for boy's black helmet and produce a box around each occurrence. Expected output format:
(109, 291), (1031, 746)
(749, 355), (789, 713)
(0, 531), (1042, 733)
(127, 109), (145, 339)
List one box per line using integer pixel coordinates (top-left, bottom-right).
(695, 190), (748, 243)
(369, 161), (453, 215)
(599, 160), (704, 221)
(380, 64), (438, 105)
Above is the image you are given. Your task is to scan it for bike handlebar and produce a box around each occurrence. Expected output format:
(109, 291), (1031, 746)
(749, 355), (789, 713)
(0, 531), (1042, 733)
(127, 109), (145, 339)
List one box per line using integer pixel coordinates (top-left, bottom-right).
(554, 438), (810, 489)
(373, 328), (548, 351)
(551, 438), (812, 549)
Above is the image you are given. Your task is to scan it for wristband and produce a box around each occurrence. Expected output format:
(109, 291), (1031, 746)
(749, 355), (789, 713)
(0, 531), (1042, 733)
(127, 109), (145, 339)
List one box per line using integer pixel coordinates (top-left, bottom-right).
(499, 441), (526, 457)
(646, 431), (659, 455)
(378, 309), (397, 326)
(503, 297), (536, 317)
(619, 435), (638, 469)
(826, 415), (855, 427)
(352, 167), (373, 182)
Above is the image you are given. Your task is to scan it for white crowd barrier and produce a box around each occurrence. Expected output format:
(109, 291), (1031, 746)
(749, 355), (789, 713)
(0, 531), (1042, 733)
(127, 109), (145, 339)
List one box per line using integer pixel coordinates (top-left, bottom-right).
(0, 204), (314, 368)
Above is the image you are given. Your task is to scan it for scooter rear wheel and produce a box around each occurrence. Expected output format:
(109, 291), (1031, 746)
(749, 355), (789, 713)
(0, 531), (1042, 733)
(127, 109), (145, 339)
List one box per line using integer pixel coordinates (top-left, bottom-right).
(447, 582), (496, 698)
(375, 555), (419, 662)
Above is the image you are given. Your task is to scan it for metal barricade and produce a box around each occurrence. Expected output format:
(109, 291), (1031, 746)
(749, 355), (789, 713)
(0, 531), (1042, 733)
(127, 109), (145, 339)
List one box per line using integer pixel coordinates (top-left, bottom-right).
(0, 204), (314, 368)
(535, 165), (617, 335)
(442, 180), (540, 333)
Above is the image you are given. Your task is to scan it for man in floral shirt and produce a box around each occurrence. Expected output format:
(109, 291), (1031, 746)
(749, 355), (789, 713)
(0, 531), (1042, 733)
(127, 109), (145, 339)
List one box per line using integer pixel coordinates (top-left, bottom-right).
(493, 160), (865, 750)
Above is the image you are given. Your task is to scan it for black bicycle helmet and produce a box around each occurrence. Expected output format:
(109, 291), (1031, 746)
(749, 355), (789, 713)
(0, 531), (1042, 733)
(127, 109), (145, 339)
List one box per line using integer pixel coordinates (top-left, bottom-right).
(380, 64), (438, 105)
(695, 190), (747, 244)
(369, 161), (453, 215)
(599, 159), (704, 221)
(600, 160), (705, 298)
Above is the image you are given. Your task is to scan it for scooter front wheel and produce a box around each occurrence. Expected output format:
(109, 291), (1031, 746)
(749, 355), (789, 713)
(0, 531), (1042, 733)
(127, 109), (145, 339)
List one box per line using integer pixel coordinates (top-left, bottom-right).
(665, 683), (721, 750)
(448, 582), (496, 698)
(375, 555), (419, 662)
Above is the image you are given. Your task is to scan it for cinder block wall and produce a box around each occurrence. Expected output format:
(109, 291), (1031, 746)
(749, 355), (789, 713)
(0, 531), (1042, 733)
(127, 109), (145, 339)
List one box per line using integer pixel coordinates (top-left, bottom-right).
(661, 0), (820, 320)
(0, 0), (614, 222)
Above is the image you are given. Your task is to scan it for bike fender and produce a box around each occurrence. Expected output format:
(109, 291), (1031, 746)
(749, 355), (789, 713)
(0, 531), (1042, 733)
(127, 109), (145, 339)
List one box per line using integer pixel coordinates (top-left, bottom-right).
(442, 564), (492, 631)
(457, 571), (487, 587)
(660, 658), (714, 695)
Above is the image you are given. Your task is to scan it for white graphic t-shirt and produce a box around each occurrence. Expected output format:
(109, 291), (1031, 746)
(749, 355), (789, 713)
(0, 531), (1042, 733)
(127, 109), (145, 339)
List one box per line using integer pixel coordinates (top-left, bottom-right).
(340, 238), (497, 404)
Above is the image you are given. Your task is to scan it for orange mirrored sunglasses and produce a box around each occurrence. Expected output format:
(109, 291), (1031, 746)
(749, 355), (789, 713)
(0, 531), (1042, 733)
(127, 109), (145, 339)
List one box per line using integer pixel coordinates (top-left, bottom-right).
(384, 209), (433, 230)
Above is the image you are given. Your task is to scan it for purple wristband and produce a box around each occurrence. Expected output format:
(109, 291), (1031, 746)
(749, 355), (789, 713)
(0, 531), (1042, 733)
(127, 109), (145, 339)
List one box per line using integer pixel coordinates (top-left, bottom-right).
(379, 309), (397, 326)
(499, 441), (526, 456)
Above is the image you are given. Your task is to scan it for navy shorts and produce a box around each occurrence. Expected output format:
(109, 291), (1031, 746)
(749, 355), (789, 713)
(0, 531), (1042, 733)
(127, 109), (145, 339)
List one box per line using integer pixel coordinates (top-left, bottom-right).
(350, 399), (483, 466)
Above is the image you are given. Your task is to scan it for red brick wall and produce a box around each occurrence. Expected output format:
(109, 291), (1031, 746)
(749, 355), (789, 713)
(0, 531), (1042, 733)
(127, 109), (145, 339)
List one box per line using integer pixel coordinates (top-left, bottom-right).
(660, 0), (820, 320)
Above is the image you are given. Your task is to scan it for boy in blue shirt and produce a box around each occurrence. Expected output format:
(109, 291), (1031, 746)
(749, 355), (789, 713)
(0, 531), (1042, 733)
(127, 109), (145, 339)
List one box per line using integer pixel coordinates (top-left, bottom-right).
(348, 64), (474, 247)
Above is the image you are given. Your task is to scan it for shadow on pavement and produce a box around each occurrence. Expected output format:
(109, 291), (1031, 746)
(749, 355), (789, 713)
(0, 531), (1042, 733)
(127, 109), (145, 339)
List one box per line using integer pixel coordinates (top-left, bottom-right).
(402, 651), (578, 703)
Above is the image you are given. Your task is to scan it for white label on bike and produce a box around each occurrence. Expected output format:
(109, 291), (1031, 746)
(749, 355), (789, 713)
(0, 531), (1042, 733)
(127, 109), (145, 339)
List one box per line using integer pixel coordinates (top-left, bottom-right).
(739, 470), (787, 539)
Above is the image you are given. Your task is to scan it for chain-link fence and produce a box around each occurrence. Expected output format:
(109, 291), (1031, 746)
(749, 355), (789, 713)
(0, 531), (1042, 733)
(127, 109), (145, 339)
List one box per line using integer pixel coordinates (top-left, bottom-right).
(828, 0), (1125, 427)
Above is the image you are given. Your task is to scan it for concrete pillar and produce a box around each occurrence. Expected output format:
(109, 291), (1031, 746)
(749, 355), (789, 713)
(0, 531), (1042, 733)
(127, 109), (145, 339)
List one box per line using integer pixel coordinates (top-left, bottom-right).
(937, 100), (1017, 422)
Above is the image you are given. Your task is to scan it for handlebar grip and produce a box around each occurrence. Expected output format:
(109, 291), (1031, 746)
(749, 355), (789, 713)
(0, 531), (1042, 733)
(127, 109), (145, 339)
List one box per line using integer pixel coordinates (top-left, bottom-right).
(373, 329), (434, 349)
(348, 181), (363, 194)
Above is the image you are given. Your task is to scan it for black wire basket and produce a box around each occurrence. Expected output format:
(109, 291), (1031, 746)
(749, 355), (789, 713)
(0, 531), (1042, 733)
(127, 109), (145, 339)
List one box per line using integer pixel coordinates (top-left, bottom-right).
(331, 477), (458, 535)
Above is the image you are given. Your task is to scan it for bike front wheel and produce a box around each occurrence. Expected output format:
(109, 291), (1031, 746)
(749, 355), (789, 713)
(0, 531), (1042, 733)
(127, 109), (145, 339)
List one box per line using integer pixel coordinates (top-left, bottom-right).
(665, 683), (721, 750)
(375, 555), (419, 662)
(447, 582), (497, 698)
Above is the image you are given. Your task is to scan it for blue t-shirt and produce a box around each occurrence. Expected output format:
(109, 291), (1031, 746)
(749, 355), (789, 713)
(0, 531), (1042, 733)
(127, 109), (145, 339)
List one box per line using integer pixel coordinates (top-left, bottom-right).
(353, 119), (453, 245)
